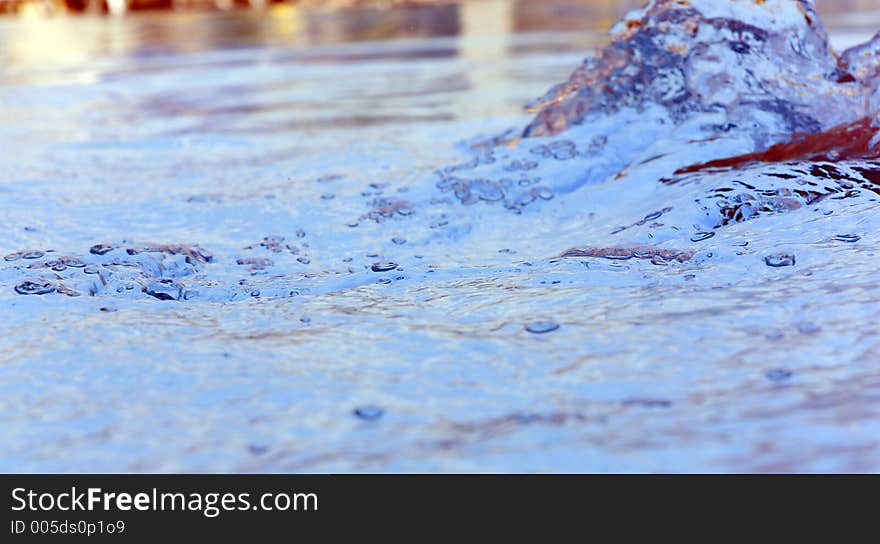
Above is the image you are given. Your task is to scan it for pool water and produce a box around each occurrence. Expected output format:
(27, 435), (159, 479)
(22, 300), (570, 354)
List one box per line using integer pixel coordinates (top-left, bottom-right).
(2, 0), (880, 472)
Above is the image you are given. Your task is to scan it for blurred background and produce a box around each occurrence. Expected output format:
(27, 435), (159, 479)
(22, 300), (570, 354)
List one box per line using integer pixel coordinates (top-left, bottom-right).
(2, 1), (879, 85)
(2, 1), (879, 76)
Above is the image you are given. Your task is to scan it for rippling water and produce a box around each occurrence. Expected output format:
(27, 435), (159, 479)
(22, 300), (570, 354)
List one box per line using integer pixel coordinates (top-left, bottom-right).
(2, 0), (880, 472)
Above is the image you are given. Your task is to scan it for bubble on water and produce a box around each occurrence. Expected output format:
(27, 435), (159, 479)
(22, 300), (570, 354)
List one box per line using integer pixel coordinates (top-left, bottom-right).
(59, 256), (86, 268)
(51, 264), (67, 272)
(603, 251), (633, 261)
(392, 237), (406, 245)
(765, 369), (794, 382)
(300, 316), (311, 324)
(296, 229), (306, 238)
(471, 179), (505, 202)
(248, 444), (269, 456)
(353, 406), (384, 421)
(796, 322), (821, 335)
(297, 257), (311, 265)
(622, 398), (672, 408)
(143, 279), (183, 301)
(505, 159), (538, 171)
(237, 257), (272, 270)
(764, 252), (796, 267)
(257, 235), (285, 252)
(834, 234), (861, 243)
(22, 251), (45, 259)
(14, 280), (55, 296)
(690, 232), (715, 242)
(4, 252), (21, 261)
(525, 321), (560, 334)
(321, 193), (335, 200)
(83, 265), (100, 275)
(371, 261), (398, 272)
(514, 192), (536, 207)
(89, 243), (114, 255)
(250, 290), (260, 297)
(99, 307), (117, 313)
(533, 186), (554, 200)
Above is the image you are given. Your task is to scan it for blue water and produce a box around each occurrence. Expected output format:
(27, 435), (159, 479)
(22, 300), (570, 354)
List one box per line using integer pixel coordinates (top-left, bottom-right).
(2, 1), (880, 472)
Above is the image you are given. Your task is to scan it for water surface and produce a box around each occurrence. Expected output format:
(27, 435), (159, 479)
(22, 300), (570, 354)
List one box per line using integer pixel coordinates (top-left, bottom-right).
(2, 1), (880, 472)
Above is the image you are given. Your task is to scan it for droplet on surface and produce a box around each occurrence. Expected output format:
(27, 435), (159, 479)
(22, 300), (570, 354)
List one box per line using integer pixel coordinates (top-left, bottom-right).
(14, 280), (55, 296)
(22, 251), (44, 259)
(371, 261), (398, 272)
(525, 321), (560, 334)
(764, 252), (796, 267)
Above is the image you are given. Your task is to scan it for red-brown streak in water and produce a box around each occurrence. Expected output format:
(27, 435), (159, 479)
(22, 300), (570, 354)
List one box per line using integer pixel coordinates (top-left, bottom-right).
(668, 118), (880, 180)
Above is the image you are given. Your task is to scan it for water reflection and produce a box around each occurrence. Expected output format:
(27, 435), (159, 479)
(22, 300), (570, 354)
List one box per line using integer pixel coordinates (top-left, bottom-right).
(0, 1), (620, 75)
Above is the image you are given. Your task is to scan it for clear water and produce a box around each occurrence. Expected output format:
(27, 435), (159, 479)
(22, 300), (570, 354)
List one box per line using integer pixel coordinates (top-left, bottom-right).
(2, 1), (880, 473)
